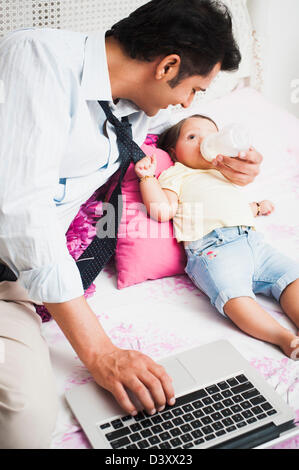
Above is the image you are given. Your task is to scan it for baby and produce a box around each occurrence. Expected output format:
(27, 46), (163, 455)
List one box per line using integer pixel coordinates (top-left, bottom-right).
(135, 114), (299, 360)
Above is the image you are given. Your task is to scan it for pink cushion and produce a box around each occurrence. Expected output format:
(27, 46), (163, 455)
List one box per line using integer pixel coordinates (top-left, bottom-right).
(115, 143), (186, 289)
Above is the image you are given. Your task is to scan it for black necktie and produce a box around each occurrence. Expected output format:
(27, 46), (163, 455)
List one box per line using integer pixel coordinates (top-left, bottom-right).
(76, 100), (147, 290)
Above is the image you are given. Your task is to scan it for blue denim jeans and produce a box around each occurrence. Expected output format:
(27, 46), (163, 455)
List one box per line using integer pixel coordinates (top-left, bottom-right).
(184, 226), (299, 316)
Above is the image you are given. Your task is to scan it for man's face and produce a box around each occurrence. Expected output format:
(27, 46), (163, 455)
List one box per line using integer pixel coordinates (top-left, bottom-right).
(137, 62), (221, 117)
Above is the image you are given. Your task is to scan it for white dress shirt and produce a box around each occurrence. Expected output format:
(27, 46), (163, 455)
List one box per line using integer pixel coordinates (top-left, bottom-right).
(0, 27), (172, 303)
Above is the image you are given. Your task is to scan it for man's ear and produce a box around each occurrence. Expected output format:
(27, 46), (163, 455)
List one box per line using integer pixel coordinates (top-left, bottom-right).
(155, 54), (181, 81)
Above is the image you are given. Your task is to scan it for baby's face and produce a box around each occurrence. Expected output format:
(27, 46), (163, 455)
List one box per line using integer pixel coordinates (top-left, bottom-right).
(174, 117), (217, 169)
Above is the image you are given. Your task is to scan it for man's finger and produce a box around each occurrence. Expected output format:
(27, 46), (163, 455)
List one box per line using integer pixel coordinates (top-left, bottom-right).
(214, 149), (262, 166)
(111, 381), (138, 416)
(138, 371), (169, 411)
(149, 362), (175, 407)
(247, 152), (262, 165)
(215, 157), (258, 177)
(215, 164), (251, 185)
(231, 147), (262, 164)
(240, 149), (262, 164)
(124, 376), (156, 415)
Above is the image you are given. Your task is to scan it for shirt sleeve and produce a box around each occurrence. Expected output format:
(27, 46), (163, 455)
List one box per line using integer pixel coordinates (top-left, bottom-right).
(0, 35), (84, 303)
(157, 165), (182, 198)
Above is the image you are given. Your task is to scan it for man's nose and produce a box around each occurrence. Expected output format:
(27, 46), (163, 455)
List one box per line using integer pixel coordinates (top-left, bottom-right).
(181, 93), (195, 109)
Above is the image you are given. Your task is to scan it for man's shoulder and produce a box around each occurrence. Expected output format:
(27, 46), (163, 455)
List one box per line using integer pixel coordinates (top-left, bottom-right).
(0, 27), (87, 64)
(1, 27), (86, 43)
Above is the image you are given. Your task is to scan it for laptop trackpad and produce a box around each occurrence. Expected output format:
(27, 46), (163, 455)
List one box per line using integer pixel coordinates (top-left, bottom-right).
(161, 357), (197, 395)
(127, 358), (196, 411)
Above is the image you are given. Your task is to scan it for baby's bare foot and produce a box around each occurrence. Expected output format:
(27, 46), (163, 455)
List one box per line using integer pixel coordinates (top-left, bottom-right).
(280, 335), (299, 360)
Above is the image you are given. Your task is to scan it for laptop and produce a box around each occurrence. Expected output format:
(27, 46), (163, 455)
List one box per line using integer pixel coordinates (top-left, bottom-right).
(65, 340), (298, 449)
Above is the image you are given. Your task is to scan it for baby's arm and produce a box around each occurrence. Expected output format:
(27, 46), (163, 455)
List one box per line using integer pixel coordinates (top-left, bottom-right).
(135, 155), (178, 221)
(250, 200), (275, 217)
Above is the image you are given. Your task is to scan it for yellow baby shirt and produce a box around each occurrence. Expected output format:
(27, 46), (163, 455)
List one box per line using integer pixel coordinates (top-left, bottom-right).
(158, 162), (255, 243)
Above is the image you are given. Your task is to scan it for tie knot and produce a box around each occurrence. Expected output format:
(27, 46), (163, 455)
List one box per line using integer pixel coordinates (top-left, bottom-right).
(99, 100), (132, 135)
(98, 100), (145, 164)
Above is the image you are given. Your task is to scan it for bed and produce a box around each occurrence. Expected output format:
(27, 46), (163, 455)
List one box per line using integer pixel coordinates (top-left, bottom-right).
(43, 85), (299, 449)
(1, 1), (298, 449)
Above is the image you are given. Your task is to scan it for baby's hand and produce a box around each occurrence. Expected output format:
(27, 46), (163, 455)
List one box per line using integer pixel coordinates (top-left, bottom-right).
(257, 200), (275, 216)
(135, 154), (157, 179)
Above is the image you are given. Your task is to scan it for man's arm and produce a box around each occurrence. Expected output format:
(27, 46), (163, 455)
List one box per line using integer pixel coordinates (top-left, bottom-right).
(0, 35), (84, 302)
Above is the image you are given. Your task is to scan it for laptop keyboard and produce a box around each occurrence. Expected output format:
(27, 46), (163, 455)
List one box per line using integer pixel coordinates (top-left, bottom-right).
(98, 374), (278, 449)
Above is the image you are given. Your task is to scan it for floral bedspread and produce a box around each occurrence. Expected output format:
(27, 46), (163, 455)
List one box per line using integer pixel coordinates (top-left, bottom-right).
(42, 87), (299, 449)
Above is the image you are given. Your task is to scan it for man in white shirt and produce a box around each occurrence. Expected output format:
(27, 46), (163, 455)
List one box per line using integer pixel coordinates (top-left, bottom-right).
(0, 0), (262, 448)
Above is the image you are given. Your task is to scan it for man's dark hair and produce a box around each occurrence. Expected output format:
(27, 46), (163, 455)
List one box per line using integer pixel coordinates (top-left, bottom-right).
(106, 0), (241, 87)
(157, 114), (218, 161)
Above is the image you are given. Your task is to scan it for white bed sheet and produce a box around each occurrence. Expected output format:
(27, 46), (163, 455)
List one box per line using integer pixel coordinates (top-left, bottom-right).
(43, 87), (299, 449)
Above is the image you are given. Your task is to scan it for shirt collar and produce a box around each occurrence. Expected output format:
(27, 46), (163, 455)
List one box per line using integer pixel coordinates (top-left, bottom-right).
(110, 98), (141, 119)
(80, 31), (142, 119)
(81, 31), (112, 101)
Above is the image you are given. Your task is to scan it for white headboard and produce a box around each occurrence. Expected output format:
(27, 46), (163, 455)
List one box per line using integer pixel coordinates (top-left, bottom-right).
(0, 0), (146, 36)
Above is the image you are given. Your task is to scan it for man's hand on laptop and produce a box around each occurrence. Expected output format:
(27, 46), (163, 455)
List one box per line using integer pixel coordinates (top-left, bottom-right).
(89, 344), (176, 416)
(212, 147), (263, 186)
(44, 296), (175, 417)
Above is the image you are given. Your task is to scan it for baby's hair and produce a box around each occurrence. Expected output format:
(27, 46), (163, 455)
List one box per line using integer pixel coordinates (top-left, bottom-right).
(157, 114), (218, 161)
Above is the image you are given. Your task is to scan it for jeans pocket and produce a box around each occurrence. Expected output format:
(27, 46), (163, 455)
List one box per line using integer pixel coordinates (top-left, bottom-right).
(190, 236), (218, 256)
(185, 252), (200, 286)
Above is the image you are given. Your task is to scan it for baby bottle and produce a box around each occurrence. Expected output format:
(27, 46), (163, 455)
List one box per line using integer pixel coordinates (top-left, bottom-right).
(200, 123), (250, 162)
